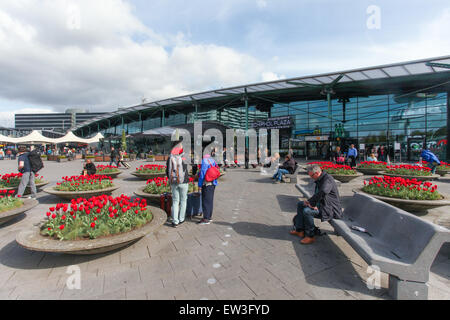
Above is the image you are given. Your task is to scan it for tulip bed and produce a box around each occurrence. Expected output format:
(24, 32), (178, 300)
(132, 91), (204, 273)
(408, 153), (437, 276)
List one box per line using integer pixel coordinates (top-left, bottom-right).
(362, 176), (441, 201)
(40, 194), (152, 240)
(385, 164), (432, 176)
(144, 177), (198, 194)
(0, 173), (44, 188)
(308, 161), (357, 175)
(0, 190), (23, 213)
(54, 175), (114, 192)
(135, 164), (166, 174)
(96, 165), (120, 174)
(357, 161), (387, 170)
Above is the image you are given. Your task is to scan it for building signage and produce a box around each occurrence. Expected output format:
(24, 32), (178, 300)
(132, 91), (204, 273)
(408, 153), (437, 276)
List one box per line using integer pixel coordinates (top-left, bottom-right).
(252, 116), (293, 129)
(305, 135), (329, 141)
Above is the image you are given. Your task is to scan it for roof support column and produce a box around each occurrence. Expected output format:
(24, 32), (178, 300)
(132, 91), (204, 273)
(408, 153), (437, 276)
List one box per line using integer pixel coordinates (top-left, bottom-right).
(447, 92), (450, 161)
(139, 113), (143, 132)
(244, 88), (249, 169)
(162, 108), (165, 127)
(327, 92), (332, 134)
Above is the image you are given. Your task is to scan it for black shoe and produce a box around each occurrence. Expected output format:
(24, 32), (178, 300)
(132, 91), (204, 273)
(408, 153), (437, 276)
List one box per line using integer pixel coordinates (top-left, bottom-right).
(171, 222), (178, 228)
(178, 220), (185, 225)
(197, 219), (210, 225)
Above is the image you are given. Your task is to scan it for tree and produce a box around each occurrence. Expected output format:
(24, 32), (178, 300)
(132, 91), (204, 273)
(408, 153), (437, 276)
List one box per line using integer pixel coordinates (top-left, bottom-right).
(121, 129), (127, 151)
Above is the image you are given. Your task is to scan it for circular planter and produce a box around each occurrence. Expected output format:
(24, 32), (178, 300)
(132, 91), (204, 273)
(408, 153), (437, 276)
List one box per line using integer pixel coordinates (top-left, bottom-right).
(0, 198), (38, 226)
(328, 172), (363, 183)
(1, 181), (49, 195)
(43, 185), (119, 200)
(134, 186), (165, 205)
(380, 171), (440, 181)
(131, 172), (166, 180)
(134, 186), (200, 205)
(435, 169), (449, 177)
(356, 167), (386, 176)
(16, 206), (167, 255)
(353, 188), (450, 213)
(96, 171), (122, 179)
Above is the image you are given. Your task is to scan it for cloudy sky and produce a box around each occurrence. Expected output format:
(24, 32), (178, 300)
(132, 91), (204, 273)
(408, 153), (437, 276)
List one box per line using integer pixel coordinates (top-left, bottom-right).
(0, 0), (449, 127)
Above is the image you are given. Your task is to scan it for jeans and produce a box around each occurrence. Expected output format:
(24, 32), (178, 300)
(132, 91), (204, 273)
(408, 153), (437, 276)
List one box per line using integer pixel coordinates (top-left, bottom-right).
(273, 168), (289, 181)
(171, 183), (189, 224)
(427, 162), (438, 174)
(293, 202), (320, 237)
(201, 185), (216, 220)
(17, 171), (37, 198)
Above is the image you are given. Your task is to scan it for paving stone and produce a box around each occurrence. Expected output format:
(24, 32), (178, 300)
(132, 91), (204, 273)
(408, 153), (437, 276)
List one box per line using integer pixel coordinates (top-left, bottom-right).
(93, 288), (127, 300)
(211, 276), (257, 300)
(60, 273), (104, 299)
(103, 267), (141, 294)
(119, 244), (150, 264)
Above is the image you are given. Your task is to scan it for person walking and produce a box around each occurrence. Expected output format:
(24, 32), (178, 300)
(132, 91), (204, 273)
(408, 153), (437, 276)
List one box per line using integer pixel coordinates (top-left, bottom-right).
(118, 149), (130, 169)
(377, 145), (386, 162)
(197, 145), (220, 225)
(109, 147), (118, 166)
(291, 164), (342, 244)
(346, 144), (358, 168)
(420, 147), (440, 174)
(16, 146), (37, 199)
(166, 141), (189, 227)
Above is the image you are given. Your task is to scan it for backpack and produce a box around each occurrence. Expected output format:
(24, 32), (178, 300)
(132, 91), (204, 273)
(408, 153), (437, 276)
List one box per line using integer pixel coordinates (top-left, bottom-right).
(205, 158), (220, 182)
(28, 150), (44, 173)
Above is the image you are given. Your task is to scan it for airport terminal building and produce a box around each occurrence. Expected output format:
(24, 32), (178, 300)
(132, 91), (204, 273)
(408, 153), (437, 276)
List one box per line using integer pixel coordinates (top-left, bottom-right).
(72, 56), (450, 162)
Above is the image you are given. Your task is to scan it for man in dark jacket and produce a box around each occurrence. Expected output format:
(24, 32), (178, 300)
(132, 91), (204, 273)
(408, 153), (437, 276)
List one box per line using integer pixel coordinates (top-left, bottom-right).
(272, 154), (296, 184)
(290, 164), (342, 244)
(83, 159), (97, 175)
(109, 147), (118, 166)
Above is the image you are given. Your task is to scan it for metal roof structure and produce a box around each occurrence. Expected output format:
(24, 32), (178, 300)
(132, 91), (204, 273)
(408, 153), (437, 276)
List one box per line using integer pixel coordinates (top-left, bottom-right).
(72, 55), (450, 133)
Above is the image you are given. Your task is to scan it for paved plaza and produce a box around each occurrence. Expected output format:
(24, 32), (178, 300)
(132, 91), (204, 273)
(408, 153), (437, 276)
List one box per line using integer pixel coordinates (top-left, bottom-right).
(0, 159), (448, 300)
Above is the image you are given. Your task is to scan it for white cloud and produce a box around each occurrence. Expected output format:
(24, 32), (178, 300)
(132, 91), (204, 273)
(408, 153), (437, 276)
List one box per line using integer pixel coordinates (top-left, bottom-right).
(256, 0), (267, 9)
(261, 72), (285, 82)
(0, 0), (272, 120)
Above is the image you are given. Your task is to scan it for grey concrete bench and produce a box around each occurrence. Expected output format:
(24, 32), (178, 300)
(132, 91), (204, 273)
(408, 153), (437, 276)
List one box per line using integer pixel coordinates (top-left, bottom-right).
(295, 184), (450, 300)
(283, 164), (300, 184)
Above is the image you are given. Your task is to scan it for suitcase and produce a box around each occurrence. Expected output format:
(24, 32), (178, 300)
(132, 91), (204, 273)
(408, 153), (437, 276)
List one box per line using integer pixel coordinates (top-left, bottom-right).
(160, 193), (172, 219)
(186, 192), (202, 218)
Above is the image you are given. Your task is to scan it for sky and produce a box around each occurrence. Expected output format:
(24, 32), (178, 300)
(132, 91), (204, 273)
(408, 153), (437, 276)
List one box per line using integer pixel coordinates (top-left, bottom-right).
(0, 0), (449, 127)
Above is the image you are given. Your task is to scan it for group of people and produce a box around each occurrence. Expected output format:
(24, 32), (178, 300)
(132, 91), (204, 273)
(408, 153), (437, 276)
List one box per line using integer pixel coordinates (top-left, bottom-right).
(166, 140), (219, 227)
(109, 147), (130, 169)
(0, 147), (18, 160)
(332, 144), (358, 167)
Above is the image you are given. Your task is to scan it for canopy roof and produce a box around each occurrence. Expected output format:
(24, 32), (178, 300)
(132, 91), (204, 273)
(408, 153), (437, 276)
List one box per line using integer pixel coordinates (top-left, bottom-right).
(0, 130), (103, 144)
(73, 55), (450, 134)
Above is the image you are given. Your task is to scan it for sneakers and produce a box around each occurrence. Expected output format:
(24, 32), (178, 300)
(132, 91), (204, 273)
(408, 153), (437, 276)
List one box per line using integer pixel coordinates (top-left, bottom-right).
(289, 230), (305, 238)
(197, 219), (211, 225)
(300, 236), (315, 245)
(273, 180), (281, 184)
(171, 222), (178, 228)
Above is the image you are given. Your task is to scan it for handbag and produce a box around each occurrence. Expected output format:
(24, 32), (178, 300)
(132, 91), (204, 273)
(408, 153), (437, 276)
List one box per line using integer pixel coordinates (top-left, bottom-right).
(337, 156), (345, 163)
(205, 158), (220, 182)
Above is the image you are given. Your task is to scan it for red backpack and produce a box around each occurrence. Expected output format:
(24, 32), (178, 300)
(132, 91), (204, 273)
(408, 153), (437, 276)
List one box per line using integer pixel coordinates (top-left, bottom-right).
(205, 158), (220, 182)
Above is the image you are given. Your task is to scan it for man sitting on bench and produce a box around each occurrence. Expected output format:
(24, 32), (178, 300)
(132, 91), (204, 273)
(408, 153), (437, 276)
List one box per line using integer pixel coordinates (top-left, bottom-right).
(272, 154), (296, 184)
(291, 164), (343, 244)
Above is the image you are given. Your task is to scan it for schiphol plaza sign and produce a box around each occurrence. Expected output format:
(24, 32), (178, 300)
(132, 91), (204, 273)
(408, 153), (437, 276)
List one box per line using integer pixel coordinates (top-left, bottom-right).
(252, 116), (293, 130)
(170, 121), (281, 166)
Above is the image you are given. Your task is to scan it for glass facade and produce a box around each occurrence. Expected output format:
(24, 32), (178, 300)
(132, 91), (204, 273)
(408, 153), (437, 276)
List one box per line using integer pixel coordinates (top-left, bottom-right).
(271, 92), (448, 161)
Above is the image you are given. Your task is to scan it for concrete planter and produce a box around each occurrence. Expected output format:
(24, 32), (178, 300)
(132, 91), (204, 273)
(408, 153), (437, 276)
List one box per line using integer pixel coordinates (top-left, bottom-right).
(328, 172), (363, 183)
(2, 181), (49, 195)
(131, 172), (167, 180)
(436, 169), (449, 177)
(57, 158), (68, 163)
(0, 199), (38, 226)
(154, 155), (168, 161)
(353, 188), (450, 213)
(47, 155), (58, 161)
(146, 157), (155, 162)
(16, 206), (166, 255)
(97, 171), (122, 179)
(356, 167), (386, 176)
(134, 186), (164, 205)
(381, 171), (440, 181)
(43, 185), (119, 200)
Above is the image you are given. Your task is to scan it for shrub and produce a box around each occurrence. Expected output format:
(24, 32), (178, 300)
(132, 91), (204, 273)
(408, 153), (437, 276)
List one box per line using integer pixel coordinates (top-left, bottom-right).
(357, 161), (387, 169)
(144, 177), (197, 194)
(0, 173), (44, 188)
(39, 194), (152, 240)
(96, 165), (119, 174)
(135, 164), (166, 174)
(54, 174), (114, 192)
(362, 176), (441, 200)
(385, 164), (432, 176)
(0, 190), (23, 212)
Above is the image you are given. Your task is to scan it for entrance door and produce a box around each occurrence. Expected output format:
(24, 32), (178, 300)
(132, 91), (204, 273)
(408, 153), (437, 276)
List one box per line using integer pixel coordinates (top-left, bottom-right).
(306, 141), (329, 160)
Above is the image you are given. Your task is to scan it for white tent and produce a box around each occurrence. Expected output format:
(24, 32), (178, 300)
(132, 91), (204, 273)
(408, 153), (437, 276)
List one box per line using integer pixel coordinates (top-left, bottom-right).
(7, 130), (55, 144)
(0, 130), (104, 145)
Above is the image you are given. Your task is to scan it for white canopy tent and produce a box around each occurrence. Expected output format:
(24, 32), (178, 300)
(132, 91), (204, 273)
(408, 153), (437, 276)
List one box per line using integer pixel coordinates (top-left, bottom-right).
(0, 130), (104, 145)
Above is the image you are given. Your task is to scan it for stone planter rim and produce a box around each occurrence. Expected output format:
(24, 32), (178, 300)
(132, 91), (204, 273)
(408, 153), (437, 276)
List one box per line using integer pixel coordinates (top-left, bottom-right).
(352, 187), (450, 206)
(96, 171), (122, 178)
(380, 171), (440, 180)
(16, 205), (166, 254)
(356, 167), (386, 175)
(0, 198), (38, 225)
(1, 181), (49, 191)
(134, 186), (200, 199)
(131, 172), (167, 180)
(43, 185), (119, 198)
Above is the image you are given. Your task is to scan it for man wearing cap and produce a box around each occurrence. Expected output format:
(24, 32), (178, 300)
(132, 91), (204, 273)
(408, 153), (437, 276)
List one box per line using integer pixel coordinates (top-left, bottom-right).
(17, 146), (37, 199)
